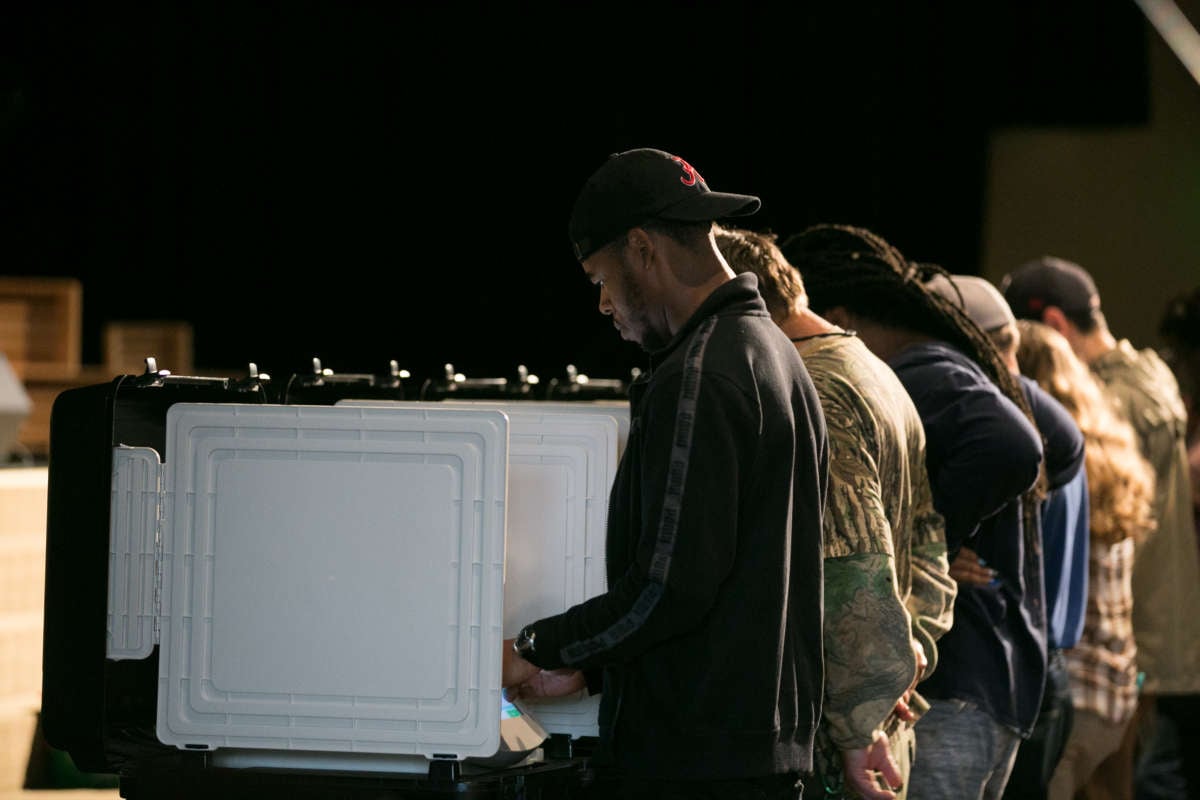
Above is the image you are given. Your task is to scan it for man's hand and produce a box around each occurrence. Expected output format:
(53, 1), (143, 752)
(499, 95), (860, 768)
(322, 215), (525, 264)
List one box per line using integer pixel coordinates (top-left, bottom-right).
(948, 545), (996, 587)
(913, 639), (927, 678)
(893, 639), (928, 724)
(841, 729), (903, 800)
(502, 637), (540, 688)
(506, 668), (587, 701)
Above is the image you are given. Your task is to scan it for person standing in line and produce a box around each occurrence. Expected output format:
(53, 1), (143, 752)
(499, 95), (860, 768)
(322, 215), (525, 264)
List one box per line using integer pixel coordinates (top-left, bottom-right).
(1001, 256), (1200, 800)
(716, 224), (957, 800)
(1013, 318), (1156, 800)
(1158, 286), (1200, 547)
(925, 273), (1089, 800)
(502, 148), (829, 800)
(781, 224), (1051, 800)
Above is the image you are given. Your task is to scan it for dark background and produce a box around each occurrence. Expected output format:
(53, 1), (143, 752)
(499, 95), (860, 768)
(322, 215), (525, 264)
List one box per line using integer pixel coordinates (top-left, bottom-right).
(0, 2), (1150, 388)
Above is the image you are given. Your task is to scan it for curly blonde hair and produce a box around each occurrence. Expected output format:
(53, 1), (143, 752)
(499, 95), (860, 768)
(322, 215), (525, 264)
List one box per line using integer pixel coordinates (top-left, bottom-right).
(1016, 319), (1156, 546)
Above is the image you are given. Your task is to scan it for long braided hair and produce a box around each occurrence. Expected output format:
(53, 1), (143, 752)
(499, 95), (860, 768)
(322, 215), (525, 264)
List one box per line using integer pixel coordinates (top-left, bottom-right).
(781, 222), (1048, 508)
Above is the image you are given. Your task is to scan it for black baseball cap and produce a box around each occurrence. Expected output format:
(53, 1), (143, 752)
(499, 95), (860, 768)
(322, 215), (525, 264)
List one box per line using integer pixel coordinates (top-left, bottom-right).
(999, 255), (1100, 321)
(568, 148), (760, 261)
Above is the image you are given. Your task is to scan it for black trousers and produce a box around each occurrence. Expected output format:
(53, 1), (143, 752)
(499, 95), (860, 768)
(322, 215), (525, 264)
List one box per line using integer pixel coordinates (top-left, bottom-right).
(1001, 647), (1074, 800)
(580, 770), (806, 800)
(1134, 692), (1200, 800)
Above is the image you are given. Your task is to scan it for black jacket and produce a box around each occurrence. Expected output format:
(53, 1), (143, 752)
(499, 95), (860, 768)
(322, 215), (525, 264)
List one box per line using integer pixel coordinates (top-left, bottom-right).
(525, 273), (828, 780)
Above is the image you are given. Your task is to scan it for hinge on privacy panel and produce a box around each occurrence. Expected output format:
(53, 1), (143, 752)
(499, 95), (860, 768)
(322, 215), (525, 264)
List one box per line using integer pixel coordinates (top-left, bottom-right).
(153, 482), (164, 645)
(108, 445), (165, 660)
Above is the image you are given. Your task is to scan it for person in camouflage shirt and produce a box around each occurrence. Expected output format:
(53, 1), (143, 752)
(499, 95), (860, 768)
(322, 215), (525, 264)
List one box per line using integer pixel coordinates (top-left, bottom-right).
(717, 225), (956, 800)
(783, 224), (1051, 800)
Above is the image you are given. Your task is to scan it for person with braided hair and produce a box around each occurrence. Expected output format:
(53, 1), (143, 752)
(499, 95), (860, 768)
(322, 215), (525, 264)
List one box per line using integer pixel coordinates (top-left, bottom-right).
(780, 224), (1064, 800)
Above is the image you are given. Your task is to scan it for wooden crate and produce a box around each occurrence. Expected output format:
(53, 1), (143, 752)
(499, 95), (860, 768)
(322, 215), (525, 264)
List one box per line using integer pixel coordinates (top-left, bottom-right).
(0, 301), (31, 378)
(103, 320), (194, 377)
(0, 277), (82, 382)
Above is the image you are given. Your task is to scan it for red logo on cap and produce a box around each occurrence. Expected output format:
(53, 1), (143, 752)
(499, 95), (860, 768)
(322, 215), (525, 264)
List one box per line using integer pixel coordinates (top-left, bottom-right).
(671, 156), (703, 187)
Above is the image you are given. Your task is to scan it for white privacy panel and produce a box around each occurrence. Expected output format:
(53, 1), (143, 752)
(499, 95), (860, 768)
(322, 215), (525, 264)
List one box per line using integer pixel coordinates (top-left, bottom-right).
(108, 445), (162, 660)
(154, 402), (509, 760)
(337, 399), (622, 738)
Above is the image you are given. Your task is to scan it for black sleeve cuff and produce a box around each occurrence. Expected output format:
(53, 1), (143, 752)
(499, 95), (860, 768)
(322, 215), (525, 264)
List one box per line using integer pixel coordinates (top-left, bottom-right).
(584, 667), (603, 696)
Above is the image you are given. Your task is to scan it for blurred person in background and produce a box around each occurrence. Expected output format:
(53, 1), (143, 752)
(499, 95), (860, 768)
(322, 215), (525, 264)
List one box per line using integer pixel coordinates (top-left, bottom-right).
(1014, 319), (1155, 800)
(1157, 285), (1200, 546)
(1002, 256), (1200, 800)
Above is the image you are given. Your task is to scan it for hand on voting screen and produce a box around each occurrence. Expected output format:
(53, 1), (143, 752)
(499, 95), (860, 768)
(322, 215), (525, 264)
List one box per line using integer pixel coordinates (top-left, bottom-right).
(505, 667), (587, 702)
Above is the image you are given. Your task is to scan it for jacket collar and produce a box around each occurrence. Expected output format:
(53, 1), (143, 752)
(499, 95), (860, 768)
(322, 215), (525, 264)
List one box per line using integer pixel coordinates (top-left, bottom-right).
(646, 273), (768, 370)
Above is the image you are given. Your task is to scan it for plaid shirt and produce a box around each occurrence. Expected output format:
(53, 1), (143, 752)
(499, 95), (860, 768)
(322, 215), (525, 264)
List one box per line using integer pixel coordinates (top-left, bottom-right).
(1065, 536), (1139, 724)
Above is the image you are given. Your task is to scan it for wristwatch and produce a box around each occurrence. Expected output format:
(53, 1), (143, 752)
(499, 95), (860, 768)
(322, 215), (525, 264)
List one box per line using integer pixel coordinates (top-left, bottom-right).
(512, 627), (536, 657)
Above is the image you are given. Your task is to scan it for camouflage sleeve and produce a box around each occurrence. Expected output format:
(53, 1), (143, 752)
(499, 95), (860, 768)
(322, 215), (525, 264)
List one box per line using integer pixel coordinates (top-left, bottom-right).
(821, 390), (918, 750)
(906, 470), (956, 680)
(823, 555), (915, 750)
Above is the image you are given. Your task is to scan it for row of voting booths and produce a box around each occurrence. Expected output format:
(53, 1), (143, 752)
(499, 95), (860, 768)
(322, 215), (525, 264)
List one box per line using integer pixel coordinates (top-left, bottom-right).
(41, 361), (630, 799)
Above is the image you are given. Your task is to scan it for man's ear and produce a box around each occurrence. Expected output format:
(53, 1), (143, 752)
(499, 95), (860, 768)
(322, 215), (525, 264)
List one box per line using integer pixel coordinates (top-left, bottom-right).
(626, 227), (654, 269)
(1041, 306), (1070, 336)
(822, 306), (853, 329)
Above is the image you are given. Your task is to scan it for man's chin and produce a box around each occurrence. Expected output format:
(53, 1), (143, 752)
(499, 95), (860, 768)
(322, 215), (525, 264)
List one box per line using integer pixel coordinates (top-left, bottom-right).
(615, 323), (650, 349)
(622, 332), (649, 350)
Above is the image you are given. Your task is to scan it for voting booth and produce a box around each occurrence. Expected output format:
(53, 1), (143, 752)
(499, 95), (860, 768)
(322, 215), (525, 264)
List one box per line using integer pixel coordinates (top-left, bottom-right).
(41, 367), (629, 798)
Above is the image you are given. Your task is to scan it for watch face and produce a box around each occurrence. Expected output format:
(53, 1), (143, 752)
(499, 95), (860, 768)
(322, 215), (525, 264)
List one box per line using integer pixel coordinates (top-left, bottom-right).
(502, 696), (523, 718)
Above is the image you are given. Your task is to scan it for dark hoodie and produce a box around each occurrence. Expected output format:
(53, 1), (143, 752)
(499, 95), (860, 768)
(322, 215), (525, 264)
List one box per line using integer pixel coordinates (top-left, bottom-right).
(520, 273), (829, 780)
(889, 341), (1058, 736)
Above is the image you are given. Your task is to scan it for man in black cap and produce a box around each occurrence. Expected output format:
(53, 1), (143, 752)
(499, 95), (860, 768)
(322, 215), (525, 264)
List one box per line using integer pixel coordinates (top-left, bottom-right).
(502, 148), (829, 799)
(1001, 256), (1200, 800)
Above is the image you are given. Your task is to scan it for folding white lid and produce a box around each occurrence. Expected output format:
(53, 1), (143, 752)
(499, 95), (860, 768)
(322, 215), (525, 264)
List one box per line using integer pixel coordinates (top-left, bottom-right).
(338, 399), (622, 737)
(478, 400), (630, 459)
(108, 402), (509, 761)
(407, 399), (629, 459)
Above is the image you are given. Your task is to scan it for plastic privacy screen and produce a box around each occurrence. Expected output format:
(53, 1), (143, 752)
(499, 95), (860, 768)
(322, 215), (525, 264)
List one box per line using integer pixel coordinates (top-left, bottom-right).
(108, 445), (162, 660)
(153, 403), (508, 759)
(337, 399), (623, 737)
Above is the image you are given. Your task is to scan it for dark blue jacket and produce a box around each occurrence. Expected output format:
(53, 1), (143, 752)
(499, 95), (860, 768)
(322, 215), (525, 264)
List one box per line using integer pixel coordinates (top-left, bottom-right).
(1019, 376), (1088, 651)
(1042, 471), (1090, 649)
(889, 343), (1050, 736)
